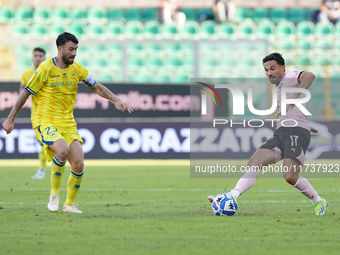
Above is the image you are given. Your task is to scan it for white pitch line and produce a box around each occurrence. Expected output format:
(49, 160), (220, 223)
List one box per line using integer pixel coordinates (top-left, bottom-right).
(1, 159), (339, 167)
(0, 200), (320, 206)
(0, 188), (339, 193)
(0, 188), (213, 192)
(0, 159), (190, 167)
(0, 188), (299, 192)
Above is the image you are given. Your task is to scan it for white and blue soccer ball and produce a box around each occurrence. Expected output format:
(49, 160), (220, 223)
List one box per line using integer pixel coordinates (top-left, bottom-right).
(212, 193), (238, 216)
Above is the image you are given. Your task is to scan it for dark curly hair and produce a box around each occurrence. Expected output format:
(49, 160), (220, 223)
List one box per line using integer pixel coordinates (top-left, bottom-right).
(262, 52), (285, 66)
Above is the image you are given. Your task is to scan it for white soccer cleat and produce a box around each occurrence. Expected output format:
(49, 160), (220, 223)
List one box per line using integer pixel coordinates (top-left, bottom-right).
(31, 169), (45, 180)
(47, 194), (60, 212)
(208, 195), (216, 203)
(63, 204), (83, 213)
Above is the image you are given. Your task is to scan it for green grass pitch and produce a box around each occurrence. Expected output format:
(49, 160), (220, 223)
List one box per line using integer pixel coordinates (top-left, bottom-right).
(0, 159), (339, 255)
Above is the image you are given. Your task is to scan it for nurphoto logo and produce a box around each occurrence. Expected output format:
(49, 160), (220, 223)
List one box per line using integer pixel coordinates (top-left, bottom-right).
(197, 82), (312, 128)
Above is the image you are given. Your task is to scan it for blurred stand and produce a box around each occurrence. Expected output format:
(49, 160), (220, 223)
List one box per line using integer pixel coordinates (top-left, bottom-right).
(159, 0), (186, 31)
(213, 0), (237, 22)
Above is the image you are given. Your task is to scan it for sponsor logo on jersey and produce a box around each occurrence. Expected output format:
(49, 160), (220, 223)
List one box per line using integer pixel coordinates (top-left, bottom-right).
(63, 73), (67, 78)
(50, 75), (60, 78)
(51, 81), (77, 87)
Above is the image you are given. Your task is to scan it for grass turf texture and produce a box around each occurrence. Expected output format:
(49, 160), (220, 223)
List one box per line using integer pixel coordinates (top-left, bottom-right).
(0, 159), (339, 255)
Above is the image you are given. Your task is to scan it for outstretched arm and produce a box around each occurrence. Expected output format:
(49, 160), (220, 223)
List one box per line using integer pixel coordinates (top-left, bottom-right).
(89, 82), (133, 113)
(19, 83), (25, 92)
(287, 71), (315, 112)
(298, 71), (315, 91)
(2, 89), (31, 134)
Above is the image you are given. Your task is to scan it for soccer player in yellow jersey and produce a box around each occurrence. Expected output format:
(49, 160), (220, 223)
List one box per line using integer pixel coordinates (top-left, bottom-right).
(3, 32), (133, 213)
(20, 47), (47, 180)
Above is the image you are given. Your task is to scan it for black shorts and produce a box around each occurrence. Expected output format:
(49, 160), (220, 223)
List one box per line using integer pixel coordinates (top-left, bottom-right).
(260, 127), (310, 164)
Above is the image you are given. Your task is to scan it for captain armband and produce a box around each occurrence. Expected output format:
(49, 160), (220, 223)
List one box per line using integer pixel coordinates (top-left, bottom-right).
(83, 75), (96, 87)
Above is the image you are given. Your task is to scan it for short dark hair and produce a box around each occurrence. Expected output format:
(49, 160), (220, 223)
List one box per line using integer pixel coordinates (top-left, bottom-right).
(33, 47), (46, 55)
(262, 52), (285, 66)
(56, 32), (78, 47)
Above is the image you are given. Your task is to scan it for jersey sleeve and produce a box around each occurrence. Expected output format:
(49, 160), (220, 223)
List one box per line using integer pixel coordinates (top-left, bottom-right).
(285, 70), (303, 85)
(21, 69), (32, 85)
(297, 71), (304, 84)
(77, 63), (97, 87)
(25, 66), (47, 95)
(78, 63), (89, 81)
(21, 72), (27, 85)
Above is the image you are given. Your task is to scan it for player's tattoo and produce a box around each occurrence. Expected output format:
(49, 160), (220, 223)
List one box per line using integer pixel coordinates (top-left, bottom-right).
(100, 87), (109, 99)
(92, 83), (119, 103)
(8, 90), (30, 119)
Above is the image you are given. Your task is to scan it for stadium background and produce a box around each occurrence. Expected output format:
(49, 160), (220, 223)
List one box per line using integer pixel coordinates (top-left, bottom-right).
(0, 0), (339, 160)
(1, 2), (339, 254)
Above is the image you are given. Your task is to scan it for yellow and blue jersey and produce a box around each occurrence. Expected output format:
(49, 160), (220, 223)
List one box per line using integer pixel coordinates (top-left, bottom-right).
(25, 57), (96, 128)
(21, 67), (35, 85)
(21, 67), (37, 118)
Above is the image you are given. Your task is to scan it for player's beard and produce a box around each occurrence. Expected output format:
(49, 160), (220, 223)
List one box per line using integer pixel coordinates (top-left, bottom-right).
(62, 53), (74, 65)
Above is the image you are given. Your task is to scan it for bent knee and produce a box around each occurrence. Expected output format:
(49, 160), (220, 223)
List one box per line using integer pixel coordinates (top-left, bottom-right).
(72, 161), (84, 173)
(284, 177), (298, 185)
(56, 148), (69, 161)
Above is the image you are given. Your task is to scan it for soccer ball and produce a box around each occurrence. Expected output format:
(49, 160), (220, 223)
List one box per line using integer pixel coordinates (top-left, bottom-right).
(212, 193), (238, 216)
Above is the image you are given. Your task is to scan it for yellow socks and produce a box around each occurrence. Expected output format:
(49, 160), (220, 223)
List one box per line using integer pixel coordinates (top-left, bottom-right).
(50, 155), (84, 205)
(39, 144), (47, 169)
(65, 170), (83, 206)
(51, 156), (66, 195)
